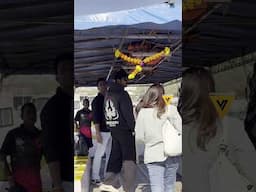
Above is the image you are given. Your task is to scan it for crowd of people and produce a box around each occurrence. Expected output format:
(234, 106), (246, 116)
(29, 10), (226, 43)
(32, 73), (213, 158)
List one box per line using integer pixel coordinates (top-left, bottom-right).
(1, 53), (256, 192)
(75, 69), (182, 192)
(75, 67), (256, 192)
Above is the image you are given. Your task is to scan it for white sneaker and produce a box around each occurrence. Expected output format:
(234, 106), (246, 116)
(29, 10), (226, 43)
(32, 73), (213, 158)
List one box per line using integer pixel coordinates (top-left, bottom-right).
(98, 183), (119, 192)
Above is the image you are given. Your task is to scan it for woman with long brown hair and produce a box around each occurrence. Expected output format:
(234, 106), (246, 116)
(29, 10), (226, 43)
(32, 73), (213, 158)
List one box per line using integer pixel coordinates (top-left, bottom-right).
(180, 67), (256, 192)
(135, 84), (181, 192)
(179, 67), (221, 192)
(179, 67), (218, 151)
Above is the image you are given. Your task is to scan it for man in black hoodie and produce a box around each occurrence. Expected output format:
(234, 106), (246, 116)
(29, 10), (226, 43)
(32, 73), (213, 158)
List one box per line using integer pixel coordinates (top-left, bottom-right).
(99, 69), (136, 192)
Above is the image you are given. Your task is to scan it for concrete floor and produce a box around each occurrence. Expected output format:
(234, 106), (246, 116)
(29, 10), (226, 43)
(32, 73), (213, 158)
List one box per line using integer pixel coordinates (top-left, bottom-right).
(80, 157), (182, 192)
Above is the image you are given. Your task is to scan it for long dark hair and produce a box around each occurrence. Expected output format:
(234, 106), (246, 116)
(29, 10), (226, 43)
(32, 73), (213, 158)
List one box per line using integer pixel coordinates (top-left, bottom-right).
(136, 84), (166, 118)
(179, 68), (218, 150)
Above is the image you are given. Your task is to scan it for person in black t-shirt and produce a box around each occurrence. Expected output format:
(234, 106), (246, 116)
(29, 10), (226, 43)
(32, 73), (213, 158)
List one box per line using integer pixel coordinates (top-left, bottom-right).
(91, 78), (112, 184)
(40, 54), (74, 192)
(0, 103), (42, 192)
(75, 98), (93, 152)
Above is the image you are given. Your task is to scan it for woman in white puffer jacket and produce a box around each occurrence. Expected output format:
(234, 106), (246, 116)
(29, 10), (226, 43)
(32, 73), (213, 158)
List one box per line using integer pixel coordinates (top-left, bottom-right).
(135, 84), (182, 192)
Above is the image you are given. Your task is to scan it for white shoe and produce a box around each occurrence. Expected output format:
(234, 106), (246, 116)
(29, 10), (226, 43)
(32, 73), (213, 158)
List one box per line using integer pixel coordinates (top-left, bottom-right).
(98, 183), (119, 192)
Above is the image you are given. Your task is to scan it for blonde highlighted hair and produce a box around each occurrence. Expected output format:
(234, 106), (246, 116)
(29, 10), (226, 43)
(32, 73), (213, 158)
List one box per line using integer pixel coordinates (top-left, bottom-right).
(136, 84), (166, 118)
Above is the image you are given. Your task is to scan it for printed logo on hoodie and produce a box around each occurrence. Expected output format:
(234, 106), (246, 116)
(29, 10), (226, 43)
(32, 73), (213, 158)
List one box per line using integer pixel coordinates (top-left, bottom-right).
(105, 98), (119, 127)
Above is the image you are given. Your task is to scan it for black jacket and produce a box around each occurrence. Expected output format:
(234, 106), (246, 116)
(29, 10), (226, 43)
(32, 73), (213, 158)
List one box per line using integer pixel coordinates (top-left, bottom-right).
(40, 87), (73, 181)
(104, 82), (135, 132)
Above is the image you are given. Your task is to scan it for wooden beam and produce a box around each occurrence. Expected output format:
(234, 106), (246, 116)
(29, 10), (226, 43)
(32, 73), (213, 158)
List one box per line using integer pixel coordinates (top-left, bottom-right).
(0, 0), (64, 7)
(74, 48), (114, 57)
(3, 52), (57, 61)
(76, 53), (114, 59)
(75, 70), (109, 76)
(74, 42), (133, 51)
(75, 68), (109, 73)
(184, 4), (223, 34)
(75, 60), (120, 67)
(0, 15), (72, 30)
(75, 34), (180, 42)
(74, 39), (127, 49)
(0, 25), (72, 41)
(0, 39), (72, 53)
(75, 55), (114, 63)
(0, 1), (72, 20)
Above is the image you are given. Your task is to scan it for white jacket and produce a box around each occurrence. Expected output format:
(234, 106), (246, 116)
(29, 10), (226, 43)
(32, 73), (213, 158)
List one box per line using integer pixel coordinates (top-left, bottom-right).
(135, 105), (182, 164)
(183, 116), (256, 192)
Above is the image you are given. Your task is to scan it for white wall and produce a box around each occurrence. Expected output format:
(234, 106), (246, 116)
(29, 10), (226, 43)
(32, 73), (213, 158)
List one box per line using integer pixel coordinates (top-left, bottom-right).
(0, 74), (58, 146)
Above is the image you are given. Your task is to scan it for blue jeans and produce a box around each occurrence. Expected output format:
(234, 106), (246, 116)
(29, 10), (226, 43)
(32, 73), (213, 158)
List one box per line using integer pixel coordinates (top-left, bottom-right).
(146, 156), (180, 192)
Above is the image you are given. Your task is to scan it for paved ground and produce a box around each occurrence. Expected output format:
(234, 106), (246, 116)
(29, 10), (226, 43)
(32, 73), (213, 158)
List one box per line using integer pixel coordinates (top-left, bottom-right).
(91, 182), (182, 192)
(74, 156), (182, 192)
(75, 156), (88, 192)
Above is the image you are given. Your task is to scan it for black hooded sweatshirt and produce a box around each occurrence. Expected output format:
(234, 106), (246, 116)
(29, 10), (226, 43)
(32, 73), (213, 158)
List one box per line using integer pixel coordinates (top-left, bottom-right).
(104, 82), (135, 132)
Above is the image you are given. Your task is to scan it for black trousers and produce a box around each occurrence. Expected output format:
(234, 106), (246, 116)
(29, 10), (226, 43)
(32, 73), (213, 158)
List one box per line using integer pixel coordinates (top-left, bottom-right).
(80, 132), (93, 148)
(107, 130), (136, 173)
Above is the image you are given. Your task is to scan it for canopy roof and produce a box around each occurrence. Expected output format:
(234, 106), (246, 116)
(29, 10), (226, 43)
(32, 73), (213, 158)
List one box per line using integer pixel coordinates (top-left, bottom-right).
(75, 2), (181, 30)
(0, 0), (255, 88)
(75, 19), (182, 86)
(75, 0), (173, 16)
(75, 2), (182, 86)
(75, 0), (256, 86)
(183, 0), (256, 67)
(0, 0), (72, 75)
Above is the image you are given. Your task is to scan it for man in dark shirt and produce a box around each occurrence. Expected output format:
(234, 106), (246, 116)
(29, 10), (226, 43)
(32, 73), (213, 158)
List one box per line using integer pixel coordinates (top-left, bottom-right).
(91, 78), (112, 184)
(75, 98), (93, 152)
(0, 103), (42, 192)
(99, 69), (136, 192)
(40, 54), (73, 192)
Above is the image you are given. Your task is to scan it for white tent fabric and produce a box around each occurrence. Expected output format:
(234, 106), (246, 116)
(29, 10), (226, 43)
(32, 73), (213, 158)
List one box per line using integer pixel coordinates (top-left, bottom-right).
(75, 0), (174, 16)
(75, 1), (181, 30)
